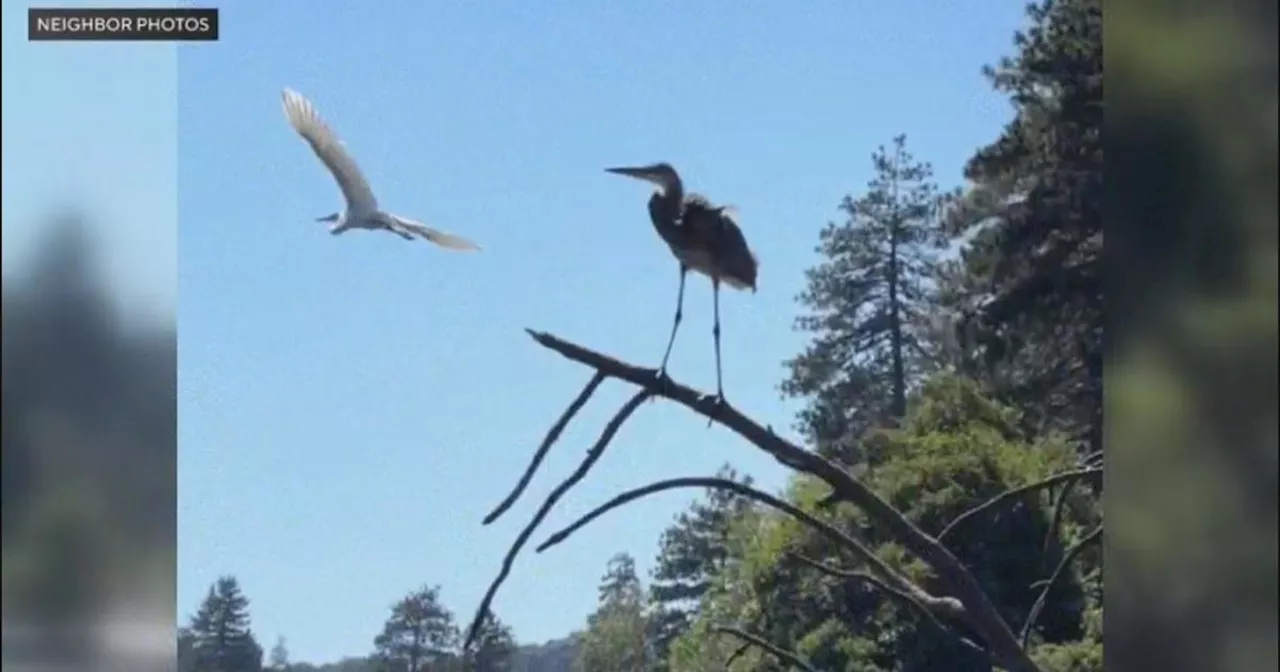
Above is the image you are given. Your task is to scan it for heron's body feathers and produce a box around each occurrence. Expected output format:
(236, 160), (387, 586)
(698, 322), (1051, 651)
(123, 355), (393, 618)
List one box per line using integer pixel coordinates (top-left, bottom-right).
(675, 197), (758, 292)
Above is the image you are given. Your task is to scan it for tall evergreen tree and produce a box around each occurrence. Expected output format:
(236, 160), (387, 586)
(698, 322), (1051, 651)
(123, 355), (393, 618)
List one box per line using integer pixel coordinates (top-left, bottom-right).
(372, 585), (459, 672)
(577, 553), (649, 672)
(942, 0), (1103, 454)
(783, 134), (947, 458)
(646, 465), (753, 668)
(187, 576), (264, 672)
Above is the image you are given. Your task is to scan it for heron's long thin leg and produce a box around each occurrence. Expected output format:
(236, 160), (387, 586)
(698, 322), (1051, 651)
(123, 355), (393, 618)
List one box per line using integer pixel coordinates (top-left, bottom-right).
(712, 276), (724, 399)
(658, 265), (688, 375)
(706, 276), (727, 427)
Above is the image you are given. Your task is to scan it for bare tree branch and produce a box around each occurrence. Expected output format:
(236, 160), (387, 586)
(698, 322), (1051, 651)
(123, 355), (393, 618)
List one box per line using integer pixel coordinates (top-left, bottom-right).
(523, 329), (1043, 672)
(463, 388), (652, 652)
(1020, 524), (1103, 648)
(483, 371), (607, 525)
(938, 467), (1103, 542)
(535, 476), (911, 598)
(712, 625), (818, 672)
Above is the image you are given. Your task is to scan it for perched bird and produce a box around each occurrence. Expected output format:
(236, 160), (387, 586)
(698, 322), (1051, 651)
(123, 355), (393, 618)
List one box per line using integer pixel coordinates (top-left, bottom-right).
(605, 162), (758, 408)
(280, 88), (480, 251)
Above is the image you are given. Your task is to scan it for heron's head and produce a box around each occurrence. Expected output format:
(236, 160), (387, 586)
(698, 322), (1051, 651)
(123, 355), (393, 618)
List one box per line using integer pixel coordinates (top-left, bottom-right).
(315, 213), (340, 223)
(605, 162), (681, 195)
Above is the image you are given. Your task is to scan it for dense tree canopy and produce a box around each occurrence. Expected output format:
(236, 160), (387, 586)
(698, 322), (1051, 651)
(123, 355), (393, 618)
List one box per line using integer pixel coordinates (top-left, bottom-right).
(943, 0), (1103, 455)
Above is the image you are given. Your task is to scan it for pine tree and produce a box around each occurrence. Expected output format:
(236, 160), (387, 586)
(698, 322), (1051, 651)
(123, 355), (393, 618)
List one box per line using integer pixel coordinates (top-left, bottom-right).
(372, 585), (459, 672)
(943, 0), (1102, 454)
(646, 465), (753, 668)
(783, 134), (947, 459)
(577, 553), (649, 672)
(187, 576), (264, 672)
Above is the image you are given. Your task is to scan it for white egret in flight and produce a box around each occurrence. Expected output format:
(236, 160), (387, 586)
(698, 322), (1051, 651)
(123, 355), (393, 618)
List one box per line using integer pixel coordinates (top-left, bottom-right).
(281, 88), (480, 251)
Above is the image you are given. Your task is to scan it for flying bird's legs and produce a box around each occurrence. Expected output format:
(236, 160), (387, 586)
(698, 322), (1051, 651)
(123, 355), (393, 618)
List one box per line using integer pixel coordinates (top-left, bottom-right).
(707, 275), (727, 427)
(381, 218), (415, 241)
(655, 265), (688, 398)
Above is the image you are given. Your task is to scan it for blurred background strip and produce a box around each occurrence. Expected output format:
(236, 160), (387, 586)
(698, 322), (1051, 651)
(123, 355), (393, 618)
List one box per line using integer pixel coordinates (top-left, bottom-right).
(2, 0), (177, 670)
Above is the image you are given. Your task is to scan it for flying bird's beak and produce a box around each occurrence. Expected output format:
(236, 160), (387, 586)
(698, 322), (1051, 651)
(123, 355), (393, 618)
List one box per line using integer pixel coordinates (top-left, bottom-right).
(316, 213), (339, 223)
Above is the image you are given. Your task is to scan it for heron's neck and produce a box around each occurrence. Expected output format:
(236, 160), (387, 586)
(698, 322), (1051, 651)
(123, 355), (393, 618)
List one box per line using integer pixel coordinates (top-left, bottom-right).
(650, 185), (684, 224)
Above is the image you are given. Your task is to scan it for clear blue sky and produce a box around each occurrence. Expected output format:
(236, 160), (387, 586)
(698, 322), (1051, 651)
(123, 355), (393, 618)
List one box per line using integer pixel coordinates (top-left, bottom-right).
(12, 0), (1027, 664)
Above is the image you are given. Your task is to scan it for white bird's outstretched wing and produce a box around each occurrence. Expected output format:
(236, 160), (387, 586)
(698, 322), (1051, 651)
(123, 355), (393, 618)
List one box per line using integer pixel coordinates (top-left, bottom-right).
(281, 88), (379, 214)
(387, 214), (481, 251)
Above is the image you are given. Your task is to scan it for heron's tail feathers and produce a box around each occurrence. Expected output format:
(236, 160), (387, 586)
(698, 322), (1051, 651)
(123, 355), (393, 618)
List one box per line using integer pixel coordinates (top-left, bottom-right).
(386, 213), (482, 252)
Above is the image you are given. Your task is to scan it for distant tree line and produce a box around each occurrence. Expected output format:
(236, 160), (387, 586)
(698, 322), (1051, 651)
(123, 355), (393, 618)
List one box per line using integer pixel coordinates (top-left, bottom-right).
(178, 577), (518, 672)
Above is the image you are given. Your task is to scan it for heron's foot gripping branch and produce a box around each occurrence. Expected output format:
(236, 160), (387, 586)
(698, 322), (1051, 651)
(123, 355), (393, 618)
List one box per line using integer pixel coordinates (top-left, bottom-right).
(651, 368), (674, 401)
(701, 392), (730, 428)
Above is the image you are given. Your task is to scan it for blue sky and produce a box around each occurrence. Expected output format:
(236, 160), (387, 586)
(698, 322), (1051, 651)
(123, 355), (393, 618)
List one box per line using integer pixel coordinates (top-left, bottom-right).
(8, 0), (1026, 663)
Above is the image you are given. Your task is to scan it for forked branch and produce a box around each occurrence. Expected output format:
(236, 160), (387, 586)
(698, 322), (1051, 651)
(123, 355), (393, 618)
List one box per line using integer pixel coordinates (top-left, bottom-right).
(483, 371), (607, 525)
(1021, 524), (1103, 648)
(520, 329), (1044, 672)
(463, 388), (652, 651)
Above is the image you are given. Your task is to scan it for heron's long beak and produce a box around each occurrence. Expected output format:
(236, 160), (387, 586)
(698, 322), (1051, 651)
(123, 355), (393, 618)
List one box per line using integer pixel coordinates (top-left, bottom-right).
(605, 166), (668, 187)
(315, 213), (339, 223)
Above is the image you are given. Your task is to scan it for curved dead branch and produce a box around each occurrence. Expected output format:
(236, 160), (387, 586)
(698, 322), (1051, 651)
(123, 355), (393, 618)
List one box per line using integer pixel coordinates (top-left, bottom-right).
(463, 388), (652, 652)
(534, 476), (913, 596)
(523, 329), (1043, 672)
(938, 467), (1103, 543)
(483, 371), (607, 525)
(712, 625), (818, 672)
(1020, 524), (1103, 648)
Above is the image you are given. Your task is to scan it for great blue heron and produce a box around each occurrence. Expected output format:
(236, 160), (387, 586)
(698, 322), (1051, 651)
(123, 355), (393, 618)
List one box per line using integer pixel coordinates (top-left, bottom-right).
(280, 88), (480, 251)
(605, 162), (758, 409)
